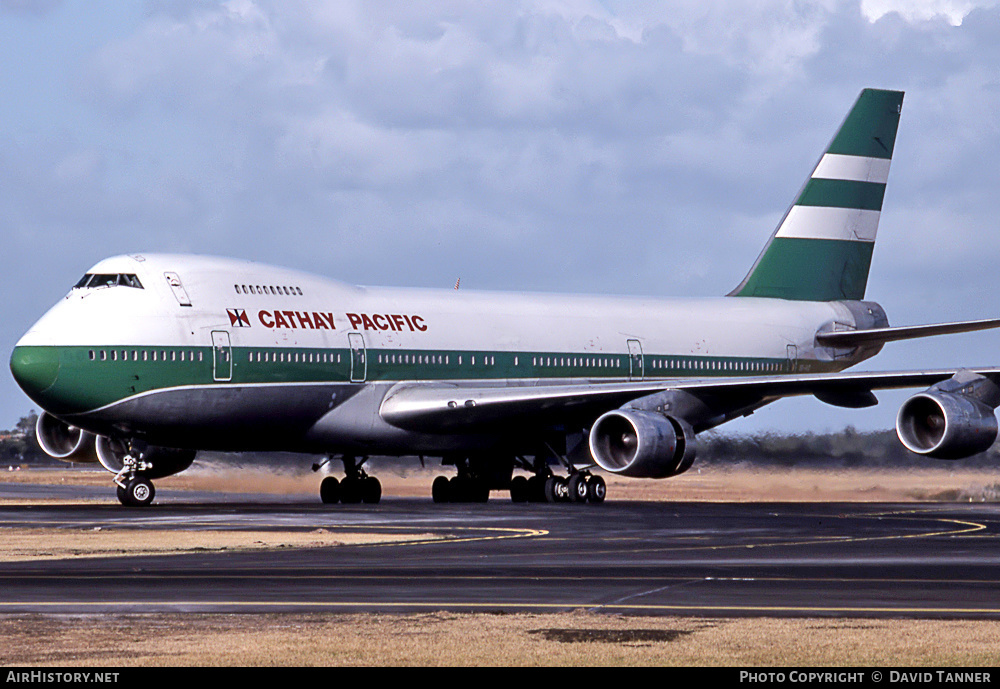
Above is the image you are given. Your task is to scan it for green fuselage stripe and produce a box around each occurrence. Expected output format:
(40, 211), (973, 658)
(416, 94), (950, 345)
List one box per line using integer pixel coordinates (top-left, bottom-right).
(13, 345), (837, 416)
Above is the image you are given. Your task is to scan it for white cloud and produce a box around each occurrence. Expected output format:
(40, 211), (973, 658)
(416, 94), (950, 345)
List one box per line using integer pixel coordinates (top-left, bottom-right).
(4, 1), (1000, 432)
(862, 0), (1000, 25)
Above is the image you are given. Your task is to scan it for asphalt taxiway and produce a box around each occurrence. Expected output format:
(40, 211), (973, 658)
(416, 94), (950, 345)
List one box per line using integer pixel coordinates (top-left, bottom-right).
(1, 487), (1000, 618)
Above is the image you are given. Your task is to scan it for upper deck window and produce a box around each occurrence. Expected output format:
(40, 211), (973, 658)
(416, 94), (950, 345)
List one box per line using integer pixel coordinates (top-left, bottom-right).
(74, 273), (144, 290)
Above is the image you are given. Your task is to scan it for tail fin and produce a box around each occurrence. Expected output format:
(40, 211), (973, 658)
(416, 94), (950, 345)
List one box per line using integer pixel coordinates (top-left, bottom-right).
(730, 88), (904, 301)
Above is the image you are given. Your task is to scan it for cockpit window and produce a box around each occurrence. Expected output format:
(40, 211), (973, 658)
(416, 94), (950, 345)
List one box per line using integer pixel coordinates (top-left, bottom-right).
(74, 273), (144, 290)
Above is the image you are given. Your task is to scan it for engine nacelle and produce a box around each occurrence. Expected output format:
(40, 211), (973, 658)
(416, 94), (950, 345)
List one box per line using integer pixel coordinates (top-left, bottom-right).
(589, 409), (696, 478)
(896, 391), (998, 460)
(96, 436), (197, 479)
(35, 411), (97, 462)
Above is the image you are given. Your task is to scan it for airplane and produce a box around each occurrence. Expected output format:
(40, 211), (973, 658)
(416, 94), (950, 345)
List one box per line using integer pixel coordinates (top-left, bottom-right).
(10, 88), (1000, 507)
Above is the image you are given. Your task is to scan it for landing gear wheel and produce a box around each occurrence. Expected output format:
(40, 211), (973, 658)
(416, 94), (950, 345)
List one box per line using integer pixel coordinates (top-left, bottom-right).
(432, 476), (450, 503)
(120, 477), (155, 507)
(509, 475), (529, 503)
(320, 476), (341, 504)
(568, 473), (589, 503)
(362, 476), (382, 504)
(544, 476), (569, 503)
(587, 475), (607, 504)
(526, 475), (547, 502)
(340, 476), (363, 504)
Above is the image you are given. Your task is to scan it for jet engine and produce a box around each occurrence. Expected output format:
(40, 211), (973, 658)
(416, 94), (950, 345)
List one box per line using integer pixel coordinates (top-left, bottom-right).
(896, 371), (1000, 460)
(35, 411), (97, 462)
(96, 436), (197, 479)
(589, 409), (696, 478)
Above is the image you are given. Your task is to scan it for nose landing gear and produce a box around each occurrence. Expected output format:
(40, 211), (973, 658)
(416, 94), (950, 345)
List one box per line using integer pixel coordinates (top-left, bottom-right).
(113, 447), (156, 507)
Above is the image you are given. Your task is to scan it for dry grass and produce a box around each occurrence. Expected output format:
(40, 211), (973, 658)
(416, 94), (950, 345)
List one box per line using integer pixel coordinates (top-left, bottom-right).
(0, 528), (439, 562)
(2, 612), (1000, 666)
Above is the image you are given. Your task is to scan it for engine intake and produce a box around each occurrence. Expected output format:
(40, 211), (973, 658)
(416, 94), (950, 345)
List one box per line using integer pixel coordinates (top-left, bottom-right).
(589, 409), (696, 478)
(96, 436), (197, 479)
(35, 411), (97, 462)
(896, 391), (998, 459)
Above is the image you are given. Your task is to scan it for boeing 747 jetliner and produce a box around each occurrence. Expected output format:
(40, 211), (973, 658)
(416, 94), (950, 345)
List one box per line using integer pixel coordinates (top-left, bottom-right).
(11, 89), (1000, 506)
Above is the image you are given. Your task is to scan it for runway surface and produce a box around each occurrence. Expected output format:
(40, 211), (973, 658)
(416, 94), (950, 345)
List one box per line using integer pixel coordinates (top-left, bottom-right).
(2, 488), (1000, 618)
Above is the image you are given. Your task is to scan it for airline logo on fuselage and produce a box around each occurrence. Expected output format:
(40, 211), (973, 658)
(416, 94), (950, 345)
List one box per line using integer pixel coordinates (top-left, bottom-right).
(227, 309), (251, 327)
(347, 313), (427, 332)
(245, 310), (428, 332)
(258, 310), (336, 330)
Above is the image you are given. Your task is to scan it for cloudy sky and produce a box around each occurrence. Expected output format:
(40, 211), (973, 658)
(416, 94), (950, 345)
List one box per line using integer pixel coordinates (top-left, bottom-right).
(2, 0), (999, 437)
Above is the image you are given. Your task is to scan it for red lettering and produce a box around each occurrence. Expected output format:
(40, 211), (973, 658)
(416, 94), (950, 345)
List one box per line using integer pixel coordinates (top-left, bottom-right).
(403, 315), (415, 331)
(259, 310), (275, 328)
(373, 314), (389, 330)
(361, 313), (377, 331)
(347, 313), (362, 330)
(324, 313), (336, 329)
(273, 310), (290, 328)
(297, 311), (314, 329)
(282, 310), (298, 328)
(412, 315), (427, 332)
(392, 314), (406, 331)
(312, 312), (330, 329)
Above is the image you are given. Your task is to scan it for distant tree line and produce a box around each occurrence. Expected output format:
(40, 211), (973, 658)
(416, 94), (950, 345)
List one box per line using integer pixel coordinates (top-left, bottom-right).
(697, 426), (1000, 468)
(0, 411), (48, 466)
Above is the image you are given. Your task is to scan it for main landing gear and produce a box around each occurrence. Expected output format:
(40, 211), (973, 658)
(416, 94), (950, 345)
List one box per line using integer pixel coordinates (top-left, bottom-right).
(314, 455), (382, 505)
(430, 452), (608, 505)
(509, 470), (606, 504)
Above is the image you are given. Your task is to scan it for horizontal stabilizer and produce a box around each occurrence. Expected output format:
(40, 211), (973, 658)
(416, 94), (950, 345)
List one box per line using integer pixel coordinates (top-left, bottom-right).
(816, 318), (1000, 348)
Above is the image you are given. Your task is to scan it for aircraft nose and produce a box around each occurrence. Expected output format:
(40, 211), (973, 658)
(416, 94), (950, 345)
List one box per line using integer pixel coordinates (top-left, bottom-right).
(9, 346), (59, 397)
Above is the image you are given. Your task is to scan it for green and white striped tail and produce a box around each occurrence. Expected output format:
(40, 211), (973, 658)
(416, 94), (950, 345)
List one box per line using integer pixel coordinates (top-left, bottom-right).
(730, 88), (904, 301)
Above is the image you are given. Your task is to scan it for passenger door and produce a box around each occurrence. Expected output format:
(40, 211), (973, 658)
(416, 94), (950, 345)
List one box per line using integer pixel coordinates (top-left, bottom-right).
(627, 339), (644, 381)
(349, 332), (366, 383)
(212, 331), (232, 382)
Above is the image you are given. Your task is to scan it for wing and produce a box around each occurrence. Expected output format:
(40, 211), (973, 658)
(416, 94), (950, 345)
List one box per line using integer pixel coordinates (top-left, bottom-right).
(380, 367), (1000, 433)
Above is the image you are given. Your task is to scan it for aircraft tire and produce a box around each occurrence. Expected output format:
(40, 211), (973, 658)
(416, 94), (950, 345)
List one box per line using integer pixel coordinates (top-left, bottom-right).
(432, 476), (450, 503)
(320, 476), (341, 504)
(121, 477), (155, 507)
(569, 473), (589, 503)
(509, 475), (529, 503)
(362, 477), (382, 504)
(450, 476), (474, 502)
(340, 477), (363, 504)
(544, 476), (569, 503)
(527, 475), (547, 502)
(587, 475), (607, 504)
